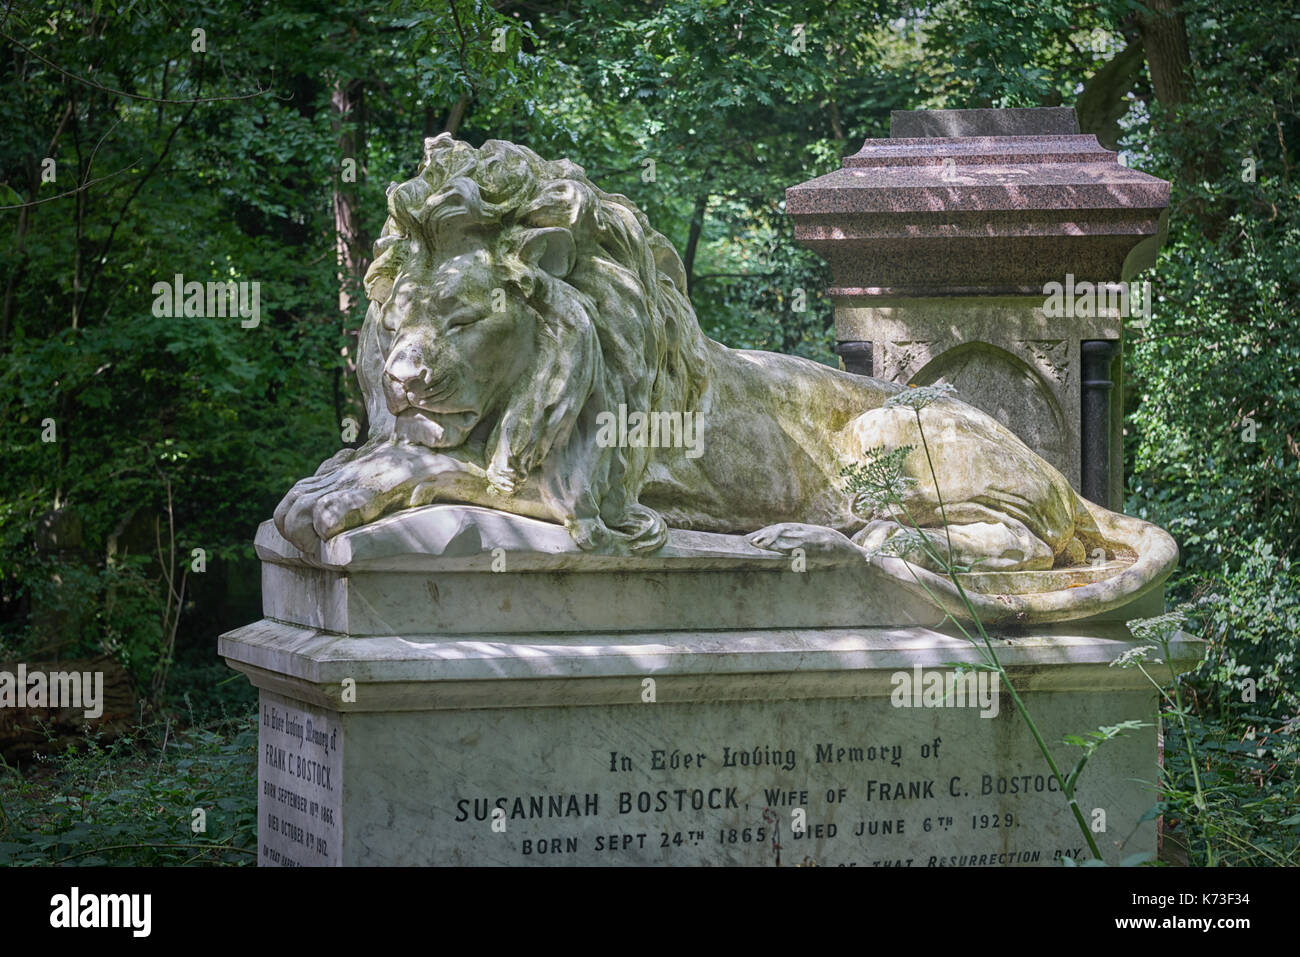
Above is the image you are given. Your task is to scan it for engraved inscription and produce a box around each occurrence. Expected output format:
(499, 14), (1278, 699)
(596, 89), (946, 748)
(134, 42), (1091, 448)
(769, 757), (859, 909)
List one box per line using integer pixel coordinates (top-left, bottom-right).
(258, 693), (342, 867)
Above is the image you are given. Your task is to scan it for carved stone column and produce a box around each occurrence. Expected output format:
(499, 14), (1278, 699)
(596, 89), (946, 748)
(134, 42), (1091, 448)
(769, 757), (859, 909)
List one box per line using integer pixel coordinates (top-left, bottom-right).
(786, 107), (1170, 508)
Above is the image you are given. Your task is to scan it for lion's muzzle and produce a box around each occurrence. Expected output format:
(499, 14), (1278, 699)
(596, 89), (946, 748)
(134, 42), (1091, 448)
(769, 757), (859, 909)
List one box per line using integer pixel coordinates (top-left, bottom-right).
(382, 346), (460, 415)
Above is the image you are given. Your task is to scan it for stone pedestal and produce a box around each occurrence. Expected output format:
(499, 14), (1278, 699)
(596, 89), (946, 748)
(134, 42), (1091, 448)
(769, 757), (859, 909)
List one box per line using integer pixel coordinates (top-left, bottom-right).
(831, 297), (1122, 493)
(786, 107), (1170, 509)
(221, 505), (1202, 867)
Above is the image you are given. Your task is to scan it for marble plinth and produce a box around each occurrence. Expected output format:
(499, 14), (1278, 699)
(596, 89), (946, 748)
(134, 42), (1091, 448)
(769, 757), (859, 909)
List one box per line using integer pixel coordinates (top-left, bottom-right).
(220, 505), (1202, 866)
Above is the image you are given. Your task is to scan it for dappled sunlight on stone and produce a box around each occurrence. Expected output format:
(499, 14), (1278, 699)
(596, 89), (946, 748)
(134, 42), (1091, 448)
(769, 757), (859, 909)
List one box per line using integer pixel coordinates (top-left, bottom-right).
(225, 119), (1200, 867)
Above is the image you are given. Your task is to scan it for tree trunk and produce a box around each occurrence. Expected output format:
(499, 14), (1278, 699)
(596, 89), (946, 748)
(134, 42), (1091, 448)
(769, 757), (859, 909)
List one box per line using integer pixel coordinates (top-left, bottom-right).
(444, 93), (470, 137)
(1139, 0), (1191, 107)
(1138, 1), (1226, 234)
(331, 78), (369, 443)
(682, 192), (709, 297)
(1076, 39), (1146, 150)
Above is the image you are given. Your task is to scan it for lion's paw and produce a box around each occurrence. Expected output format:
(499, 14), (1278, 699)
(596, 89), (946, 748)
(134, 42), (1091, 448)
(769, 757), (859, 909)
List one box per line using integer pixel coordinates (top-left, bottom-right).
(485, 458), (525, 496)
(566, 516), (612, 552)
(275, 476), (382, 554)
(747, 523), (861, 558)
(603, 504), (663, 554)
(312, 445), (360, 477)
(852, 519), (908, 553)
(273, 443), (433, 553)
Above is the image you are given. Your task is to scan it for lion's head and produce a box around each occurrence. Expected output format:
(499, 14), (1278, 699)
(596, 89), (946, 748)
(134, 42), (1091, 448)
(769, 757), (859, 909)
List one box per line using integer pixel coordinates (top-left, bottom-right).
(358, 134), (713, 551)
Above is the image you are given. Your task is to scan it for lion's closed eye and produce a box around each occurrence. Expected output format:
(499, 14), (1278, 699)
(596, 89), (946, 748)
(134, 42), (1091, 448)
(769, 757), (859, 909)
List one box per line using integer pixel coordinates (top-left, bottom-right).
(444, 306), (484, 328)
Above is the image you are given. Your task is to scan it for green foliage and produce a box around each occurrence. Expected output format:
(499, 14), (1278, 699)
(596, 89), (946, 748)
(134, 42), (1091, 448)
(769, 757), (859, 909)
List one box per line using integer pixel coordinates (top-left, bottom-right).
(1062, 721), (1150, 794)
(1124, 0), (1300, 575)
(1121, 603), (1300, 866)
(1114, 4), (1300, 823)
(841, 446), (916, 515)
(0, 0), (1295, 866)
(923, 0), (1143, 107)
(0, 715), (257, 866)
(1160, 711), (1300, 866)
(1192, 542), (1300, 720)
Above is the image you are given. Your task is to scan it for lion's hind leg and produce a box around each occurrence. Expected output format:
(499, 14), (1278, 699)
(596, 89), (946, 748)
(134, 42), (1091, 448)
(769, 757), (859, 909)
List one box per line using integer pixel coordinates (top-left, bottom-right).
(859, 503), (1054, 573)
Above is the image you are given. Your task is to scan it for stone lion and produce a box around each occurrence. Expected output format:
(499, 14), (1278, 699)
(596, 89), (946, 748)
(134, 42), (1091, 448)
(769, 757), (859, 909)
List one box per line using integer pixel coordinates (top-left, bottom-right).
(274, 135), (1175, 621)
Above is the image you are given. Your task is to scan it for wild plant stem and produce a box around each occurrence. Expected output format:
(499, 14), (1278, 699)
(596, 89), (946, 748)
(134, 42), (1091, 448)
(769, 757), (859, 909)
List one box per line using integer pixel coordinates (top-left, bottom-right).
(1158, 633), (1207, 814)
(1132, 633), (1210, 818)
(913, 408), (956, 564)
(882, 496), (1101, 858)
(896, 406), (1104, 860)
(1134, 632), (1211, 863)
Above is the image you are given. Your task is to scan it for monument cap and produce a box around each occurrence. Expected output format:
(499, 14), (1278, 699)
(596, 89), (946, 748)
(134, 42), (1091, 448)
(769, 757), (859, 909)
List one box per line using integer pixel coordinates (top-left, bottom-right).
(786, 107), (1170, 296)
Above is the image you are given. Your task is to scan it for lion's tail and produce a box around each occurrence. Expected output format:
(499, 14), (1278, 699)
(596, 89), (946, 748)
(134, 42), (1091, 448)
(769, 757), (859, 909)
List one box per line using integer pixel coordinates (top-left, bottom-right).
(879, 496), (1179, 625)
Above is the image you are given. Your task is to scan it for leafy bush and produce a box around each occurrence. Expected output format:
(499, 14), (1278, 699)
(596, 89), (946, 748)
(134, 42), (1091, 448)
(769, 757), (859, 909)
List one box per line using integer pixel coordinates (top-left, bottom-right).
(1161, 710), (1300, 866)
(0, 714), (256, 866)
(1189, 542), (1300, 720)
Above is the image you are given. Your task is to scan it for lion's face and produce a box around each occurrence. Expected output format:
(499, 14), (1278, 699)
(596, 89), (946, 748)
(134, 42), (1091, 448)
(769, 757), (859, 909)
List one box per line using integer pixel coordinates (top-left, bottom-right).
(374, 247), (539, 450)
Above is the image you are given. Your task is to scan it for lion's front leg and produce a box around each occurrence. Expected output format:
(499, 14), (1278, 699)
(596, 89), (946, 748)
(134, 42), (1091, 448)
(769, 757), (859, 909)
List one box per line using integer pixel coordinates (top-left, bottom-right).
(308, 435), (386, 478)
(274, 440), (477, 553)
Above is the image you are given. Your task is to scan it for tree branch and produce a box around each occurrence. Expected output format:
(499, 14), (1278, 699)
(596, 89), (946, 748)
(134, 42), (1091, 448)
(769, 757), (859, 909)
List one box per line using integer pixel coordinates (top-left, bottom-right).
(76, 94), (200, 321)
(0, 160), (140, 210)
(0, 29), (271, 104)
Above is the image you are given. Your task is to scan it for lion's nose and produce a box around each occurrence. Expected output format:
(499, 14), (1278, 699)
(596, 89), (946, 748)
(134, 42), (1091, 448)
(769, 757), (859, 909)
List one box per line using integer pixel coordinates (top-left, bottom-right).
(383, 349), (431, 411)
(386, 357), (426, 390)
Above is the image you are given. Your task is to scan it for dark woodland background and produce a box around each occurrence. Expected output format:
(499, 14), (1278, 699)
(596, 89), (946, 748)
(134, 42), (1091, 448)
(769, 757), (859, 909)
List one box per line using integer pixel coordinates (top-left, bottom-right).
(0, 0), (1296, 865)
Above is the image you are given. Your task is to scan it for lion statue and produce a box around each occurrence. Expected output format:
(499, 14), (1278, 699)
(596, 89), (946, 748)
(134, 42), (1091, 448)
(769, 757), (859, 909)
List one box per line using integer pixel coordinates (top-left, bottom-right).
(274, 134), (1176, 622)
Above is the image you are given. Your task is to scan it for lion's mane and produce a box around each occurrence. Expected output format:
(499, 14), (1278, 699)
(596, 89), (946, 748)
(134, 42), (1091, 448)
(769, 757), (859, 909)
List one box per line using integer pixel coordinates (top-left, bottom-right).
(360, 134), (714, 551)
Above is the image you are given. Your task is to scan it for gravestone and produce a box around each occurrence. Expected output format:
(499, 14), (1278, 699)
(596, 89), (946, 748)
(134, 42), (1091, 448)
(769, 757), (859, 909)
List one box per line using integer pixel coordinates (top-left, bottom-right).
(224, 508), (1200, 866)
(786, 107), (1170, 509)
(221, 127), (1201, 866)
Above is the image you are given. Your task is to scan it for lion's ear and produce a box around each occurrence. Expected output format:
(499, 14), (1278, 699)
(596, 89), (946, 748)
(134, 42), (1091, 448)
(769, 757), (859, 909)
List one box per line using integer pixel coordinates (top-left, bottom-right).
(517, 227), (576, 278)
